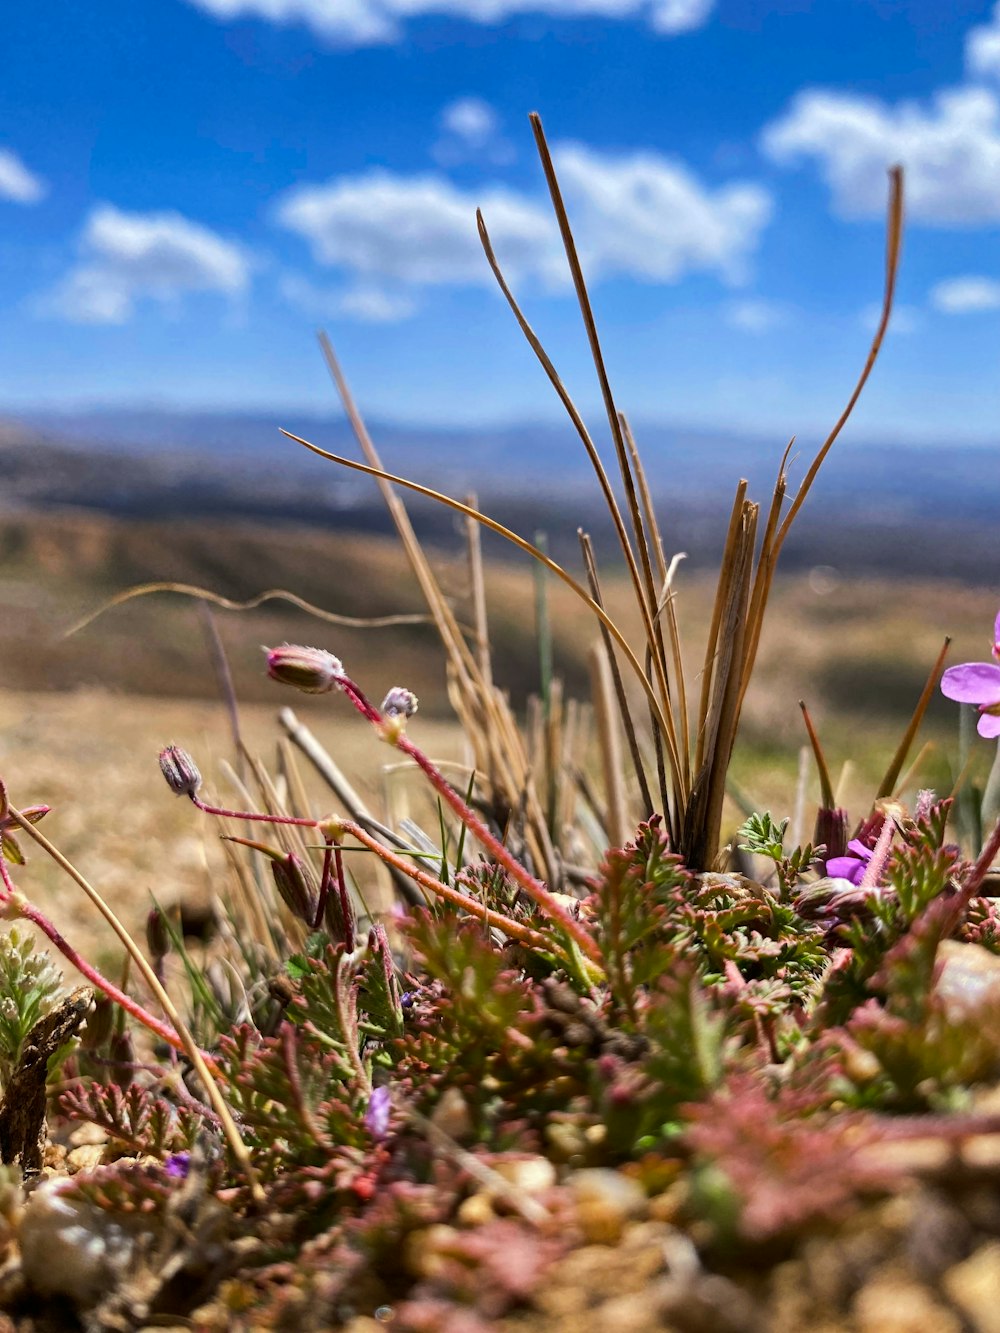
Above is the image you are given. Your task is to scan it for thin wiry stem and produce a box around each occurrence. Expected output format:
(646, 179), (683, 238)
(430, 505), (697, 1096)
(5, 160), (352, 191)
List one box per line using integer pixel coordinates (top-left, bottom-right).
(476, 209), (682, 793)
(875, 637), (951, 799)
(318, 331), (567, 886)
(579, 532), (654, 819)
(279, 428), (672, 743)
(5, 804), (262, 1202)
(65, 581), (431, 639)
(528, 113), (671, 711)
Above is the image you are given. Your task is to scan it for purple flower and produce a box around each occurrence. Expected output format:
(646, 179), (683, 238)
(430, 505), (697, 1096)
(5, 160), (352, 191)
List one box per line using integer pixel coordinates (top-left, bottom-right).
(365, 1086), (391, 1140)
(164, 1151), (191, 1179)
(826, 839), (873, 885)
(941, 609), (1000, 739)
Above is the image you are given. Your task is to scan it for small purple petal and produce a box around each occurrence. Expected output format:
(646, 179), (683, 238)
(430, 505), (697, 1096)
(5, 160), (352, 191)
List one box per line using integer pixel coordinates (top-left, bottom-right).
(845, 839), (873, 860)
(826, 855), (868, 885)
(941, 663), (1000, 705)
(164, 1151), (191, 1179)
(979, 713), (1000, 739)
(994, 608), (1000, 654)
(365, 1086), (391, 1140)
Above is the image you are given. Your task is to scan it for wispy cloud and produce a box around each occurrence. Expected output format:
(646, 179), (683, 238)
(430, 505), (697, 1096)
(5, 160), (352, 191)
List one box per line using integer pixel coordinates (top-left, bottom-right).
(183, 0), (715, 46)
(280, 272), (417, 322)
(0, 147), (46, 205)
(275, 147), (770, 300)
(967, 2), (1000, 81)
(433, 97), (514, 166)
(763, 88), (1000, 226)
(725, 299), (789, 333)
(40, 204), (249, 324)
(930, 275), (1000, 313)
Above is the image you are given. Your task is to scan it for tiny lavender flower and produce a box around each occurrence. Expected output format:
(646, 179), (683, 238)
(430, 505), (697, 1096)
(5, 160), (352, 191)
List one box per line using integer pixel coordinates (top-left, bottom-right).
(826, 839), (873, 886)
(265, 644), (346, 694)
(365, 1085), (391, 1140)
(941, 608), (1000, 738)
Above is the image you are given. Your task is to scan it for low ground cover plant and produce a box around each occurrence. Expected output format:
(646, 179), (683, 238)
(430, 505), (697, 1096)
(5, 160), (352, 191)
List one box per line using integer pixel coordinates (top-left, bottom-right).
(0, 120), (999, 1331)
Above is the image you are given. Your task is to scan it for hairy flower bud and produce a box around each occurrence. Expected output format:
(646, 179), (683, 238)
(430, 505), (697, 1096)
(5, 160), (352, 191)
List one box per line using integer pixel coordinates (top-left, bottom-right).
(271, 854), (319, 925)
(158, 746), (202, 798)
(380, 687), (418, 719)
(265, 644), (346, 694)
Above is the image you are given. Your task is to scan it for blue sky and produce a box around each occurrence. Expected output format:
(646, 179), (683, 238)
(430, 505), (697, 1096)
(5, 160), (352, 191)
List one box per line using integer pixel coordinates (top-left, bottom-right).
(4, 0), (1000, 441)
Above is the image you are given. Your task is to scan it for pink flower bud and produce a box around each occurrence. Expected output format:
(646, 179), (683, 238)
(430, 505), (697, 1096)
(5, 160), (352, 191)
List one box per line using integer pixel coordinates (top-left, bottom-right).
(158, 746), (202, 798)
(265, 644), (346, 694)
(380, 687), (418, 719)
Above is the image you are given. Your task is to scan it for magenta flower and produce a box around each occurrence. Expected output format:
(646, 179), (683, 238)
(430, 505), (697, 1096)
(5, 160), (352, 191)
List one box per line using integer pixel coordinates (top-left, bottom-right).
(826, 839), (873, 885)
(940, 609), (1000, 738)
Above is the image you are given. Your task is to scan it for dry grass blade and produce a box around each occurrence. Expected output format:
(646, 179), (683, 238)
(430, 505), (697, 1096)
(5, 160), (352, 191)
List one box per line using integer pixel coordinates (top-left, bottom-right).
(317, 332), (559, 884)
(739, 168), (904, 701)
(799, 700), (836, 811)
(64, 580), (432, 638)
(620, 412), (690, 788)
(528, 113), (668, 698)
(875, 636), (951, 799)
(694, 481), (748, 779)
(279, 427), (673, 740)
(684, 500), (758, 869)
(589, 642), (629, 849)
(580, 531), (654, 819)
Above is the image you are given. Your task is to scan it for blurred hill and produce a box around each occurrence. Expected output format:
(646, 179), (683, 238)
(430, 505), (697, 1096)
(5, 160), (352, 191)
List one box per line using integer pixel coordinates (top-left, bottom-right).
(1, 409), (998, 583)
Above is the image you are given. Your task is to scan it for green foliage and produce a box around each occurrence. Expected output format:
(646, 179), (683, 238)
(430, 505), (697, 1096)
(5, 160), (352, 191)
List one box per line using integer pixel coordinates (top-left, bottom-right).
(591, 816), (689, 1017)
(738, 811), (821, 895)
(0, 925), (65, 1086)
(59, 1081), (204, 1158)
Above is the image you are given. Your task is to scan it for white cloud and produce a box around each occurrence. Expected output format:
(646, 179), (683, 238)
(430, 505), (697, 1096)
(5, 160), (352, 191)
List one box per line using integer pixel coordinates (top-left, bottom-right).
(967, 3), (1000, 81)
(442, 97), (498, 145)
(277, 171), (561, 287)
(930, 275), (1000, 313)
(184, 0), (715, 45)
(275, 148), (771, 294)
(725, 299), (789, 333)
(279, 272), (417, 322)
(433, 97), (515, 165)
(42, 204), (249, 324)
(0, 148), (46, 204)
(553, 144), (771, 284)
(649, 0), (713, 34)
(762, 87), (1000, 225)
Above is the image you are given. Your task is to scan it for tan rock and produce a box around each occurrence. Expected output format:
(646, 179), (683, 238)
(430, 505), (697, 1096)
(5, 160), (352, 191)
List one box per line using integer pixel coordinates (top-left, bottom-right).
(943, 1243), (1000, 1332)
(852, 1270), (961, 1333)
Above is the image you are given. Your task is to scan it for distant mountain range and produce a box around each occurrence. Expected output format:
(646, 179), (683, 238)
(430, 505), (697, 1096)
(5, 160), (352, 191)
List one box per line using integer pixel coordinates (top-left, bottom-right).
(1, 407), (997, 582)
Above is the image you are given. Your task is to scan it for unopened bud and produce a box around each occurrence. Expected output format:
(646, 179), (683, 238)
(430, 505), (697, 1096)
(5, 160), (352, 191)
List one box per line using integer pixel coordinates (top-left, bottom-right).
(271, 854), (319, 925)
(159, 746), (202, 798)
(82, 994), (115, 1050)
(265, 644), (346, 694)
(146, 908), (171, 962)
(814, 806), (849, 864)
(380, 687), (418, 720)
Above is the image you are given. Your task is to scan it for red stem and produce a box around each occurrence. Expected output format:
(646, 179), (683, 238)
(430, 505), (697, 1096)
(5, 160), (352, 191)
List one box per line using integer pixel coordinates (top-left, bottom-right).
(392, 733), (601, 962)
(340, 819), (553, 952)
(0, 859), (206, 1066)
